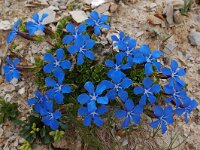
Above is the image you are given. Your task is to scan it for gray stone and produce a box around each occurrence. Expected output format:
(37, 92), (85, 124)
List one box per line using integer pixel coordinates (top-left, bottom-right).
(69, 10), (88, 23)
(0, 20), (11, 30)
(38, 7), (56, 24)
(188, 31), (200, 46)
(95, 2), (110, 14)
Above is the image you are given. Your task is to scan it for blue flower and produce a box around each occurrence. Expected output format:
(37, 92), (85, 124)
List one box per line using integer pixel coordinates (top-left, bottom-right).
(67, 36), (95, 65)
(62, 23), (86, 44)
(150, 105), (174, 134)
(161, 60), (186, 86)
(27, 91), (49, 114)
(115, 99), (143, 128)
(86, 11), (110, 35)
(45, 69), (72, 104)
(174, 97), (198, 123)
(111, 32), (130, 48)
(3, 57), (20, 82)
(78, 105), (108, 127)
(26, 13), (48, 36)
(7, 19), (20, 44)
(163, 83), (187, 107)
(43, 48), (71, 74)
(105, 52), (131, 76)
(133, 77), (160, 105)
(40, 101), (62, 130)
(78, 81), (108, 112)
(137, 44), (162, 75)
(102, 71), (133, 102)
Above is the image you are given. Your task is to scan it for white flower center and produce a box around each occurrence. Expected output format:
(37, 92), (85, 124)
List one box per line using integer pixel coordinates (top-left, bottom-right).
(115, 65), (120, 70)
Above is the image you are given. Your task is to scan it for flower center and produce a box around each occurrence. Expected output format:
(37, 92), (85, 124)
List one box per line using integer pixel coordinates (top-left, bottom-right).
(115, 65), (120, 70)
(54, 60), (60, 66)
(91, 94), (97, 101)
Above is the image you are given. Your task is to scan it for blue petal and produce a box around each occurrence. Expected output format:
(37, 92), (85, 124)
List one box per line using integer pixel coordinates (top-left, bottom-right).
(133, 105), (143, 114)
(161, 122), (167, 134)
(13, 70), (20, 79)
(163, 85), (174, 94)
(77, 24), (86, 34)
(116, 52), (125, 65)
(110, 71), (124, 84)
(68, 45), (79, 54)
(56, 48), (64, 61)
(96, 105), (108, 115)
(87, 101), (97, 113)
(85, 18), (95, 26)
(131, 115), (141, 124)
(84, 81), (94, 94)
(60, 60), (71, 69)
(121, 117), (130, 128)
(3, 65), (10, 74)
(94, 115), (104, 127)
(77, 53), (84, 65)
(97, 96), (108, 104)
(7, 31), (16, 44)
(170, 60), (178, 72)
(100, 15), (108, 22)
(62, 85), (71, 93)
(90, 11), (99, 20)
(50, 119), (59, 130)
(139, 95), (147, 105)
(96, 83), (107, 95)
(54, 68), (64, 84)
(150, 120), (160, 128)
(62, 35), (74, 44)
(78, 107), (88, 116)
(84, 51), (94, 60)
(115, 110), (127, 119)
(134, 86), (144, 95)
(139, 44), (150, 56)
(83, 115), (92, 126)
(177, 68), (186, 76)
(124, 99), (134, 111)
(184, 113), (189, 123)
(165, 115), (174, 124)
(161, 67), (172, 76)
(44, 53), (55, 63)
(145, 62), (153, 76)
(40, 13), (48, 22)
(53, 110), (62, 119)
(101, 80), (114, 89)
(150, 84), (161, 94)
(94, 26), (101, 35)
(54, 92), (64, 104)
(105, 60), (115, 68)
(32, 13), (39, 22)
(151, 50), (162, 58)
(43, 63), (54, 73)
(66, 23), (76, 34)
(27, 98), (37, 105)
(118, 89), (128, 102)
(111, 35), (119, 41)
(117, 42), (127, 51)
(45, 77), (56, 87)
(106, 89), (116, 100)
(174, 108), (185, 116)
(154, 105), (163, 117)
(164, 105), (173, 116)
(78, 93), (90, 104)
(120, 78), (133, 88)
(148, 94), (156, 104)
(100, 24), (110, 29)
(142, 77), (152, 89)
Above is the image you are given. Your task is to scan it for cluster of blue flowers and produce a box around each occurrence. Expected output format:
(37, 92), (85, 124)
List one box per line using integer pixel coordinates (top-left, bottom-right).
(4, 11), (198, 134)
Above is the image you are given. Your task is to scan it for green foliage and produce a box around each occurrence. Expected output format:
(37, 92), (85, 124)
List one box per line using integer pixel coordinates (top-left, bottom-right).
(19, 140), (32, 150)
(180, 0), (193, 16)
(20, 115), (53, 145)
(0, 98), (19, 124)
(49, 130), (65, 141)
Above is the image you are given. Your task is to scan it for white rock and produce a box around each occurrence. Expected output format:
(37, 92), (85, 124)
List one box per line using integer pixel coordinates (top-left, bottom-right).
(91, 0), (106, 8)
(83, 0), (92, 5)
(69, 10), (88, 23)
(18, 87), (25, 95)
(122, 139), (128, 146)
(0, 20), (11, 30)
(0, 128), (3, 136)
(188, 30), (200, 46)
(95, 3), (110, 14)
(136, 31), (144, 38)
(38, 7), (56, 24)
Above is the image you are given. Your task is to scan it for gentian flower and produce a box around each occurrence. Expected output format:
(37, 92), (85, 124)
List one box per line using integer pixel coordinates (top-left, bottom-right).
(40, 101), (62, 130)
(78, 105), (108, 127)
(86, 11), (110, 35)
(102, 71), (133, 102)
(67, 36), (95, 65)
(150, 105), (174, 134)
(105, 52), (131, 76)
(163, 83), (187, 107)
(27, 90), (48, 114)
(3, 57), (20, 82)
(136, 44), (162, 75)
(78, 81), (108, 112)
(62, 23), (86, 44)
(26, 13), (48, 35)
(133, 77), (160, 105)
(7, 19), (21, 44)
(43, 48), (71, 74)
(111, 32), (130, 47)
(174, 97), (198, 123)
(115, 99), (143, 128)
(161, 60), (186, 86)
(45, 69), (72, 104)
